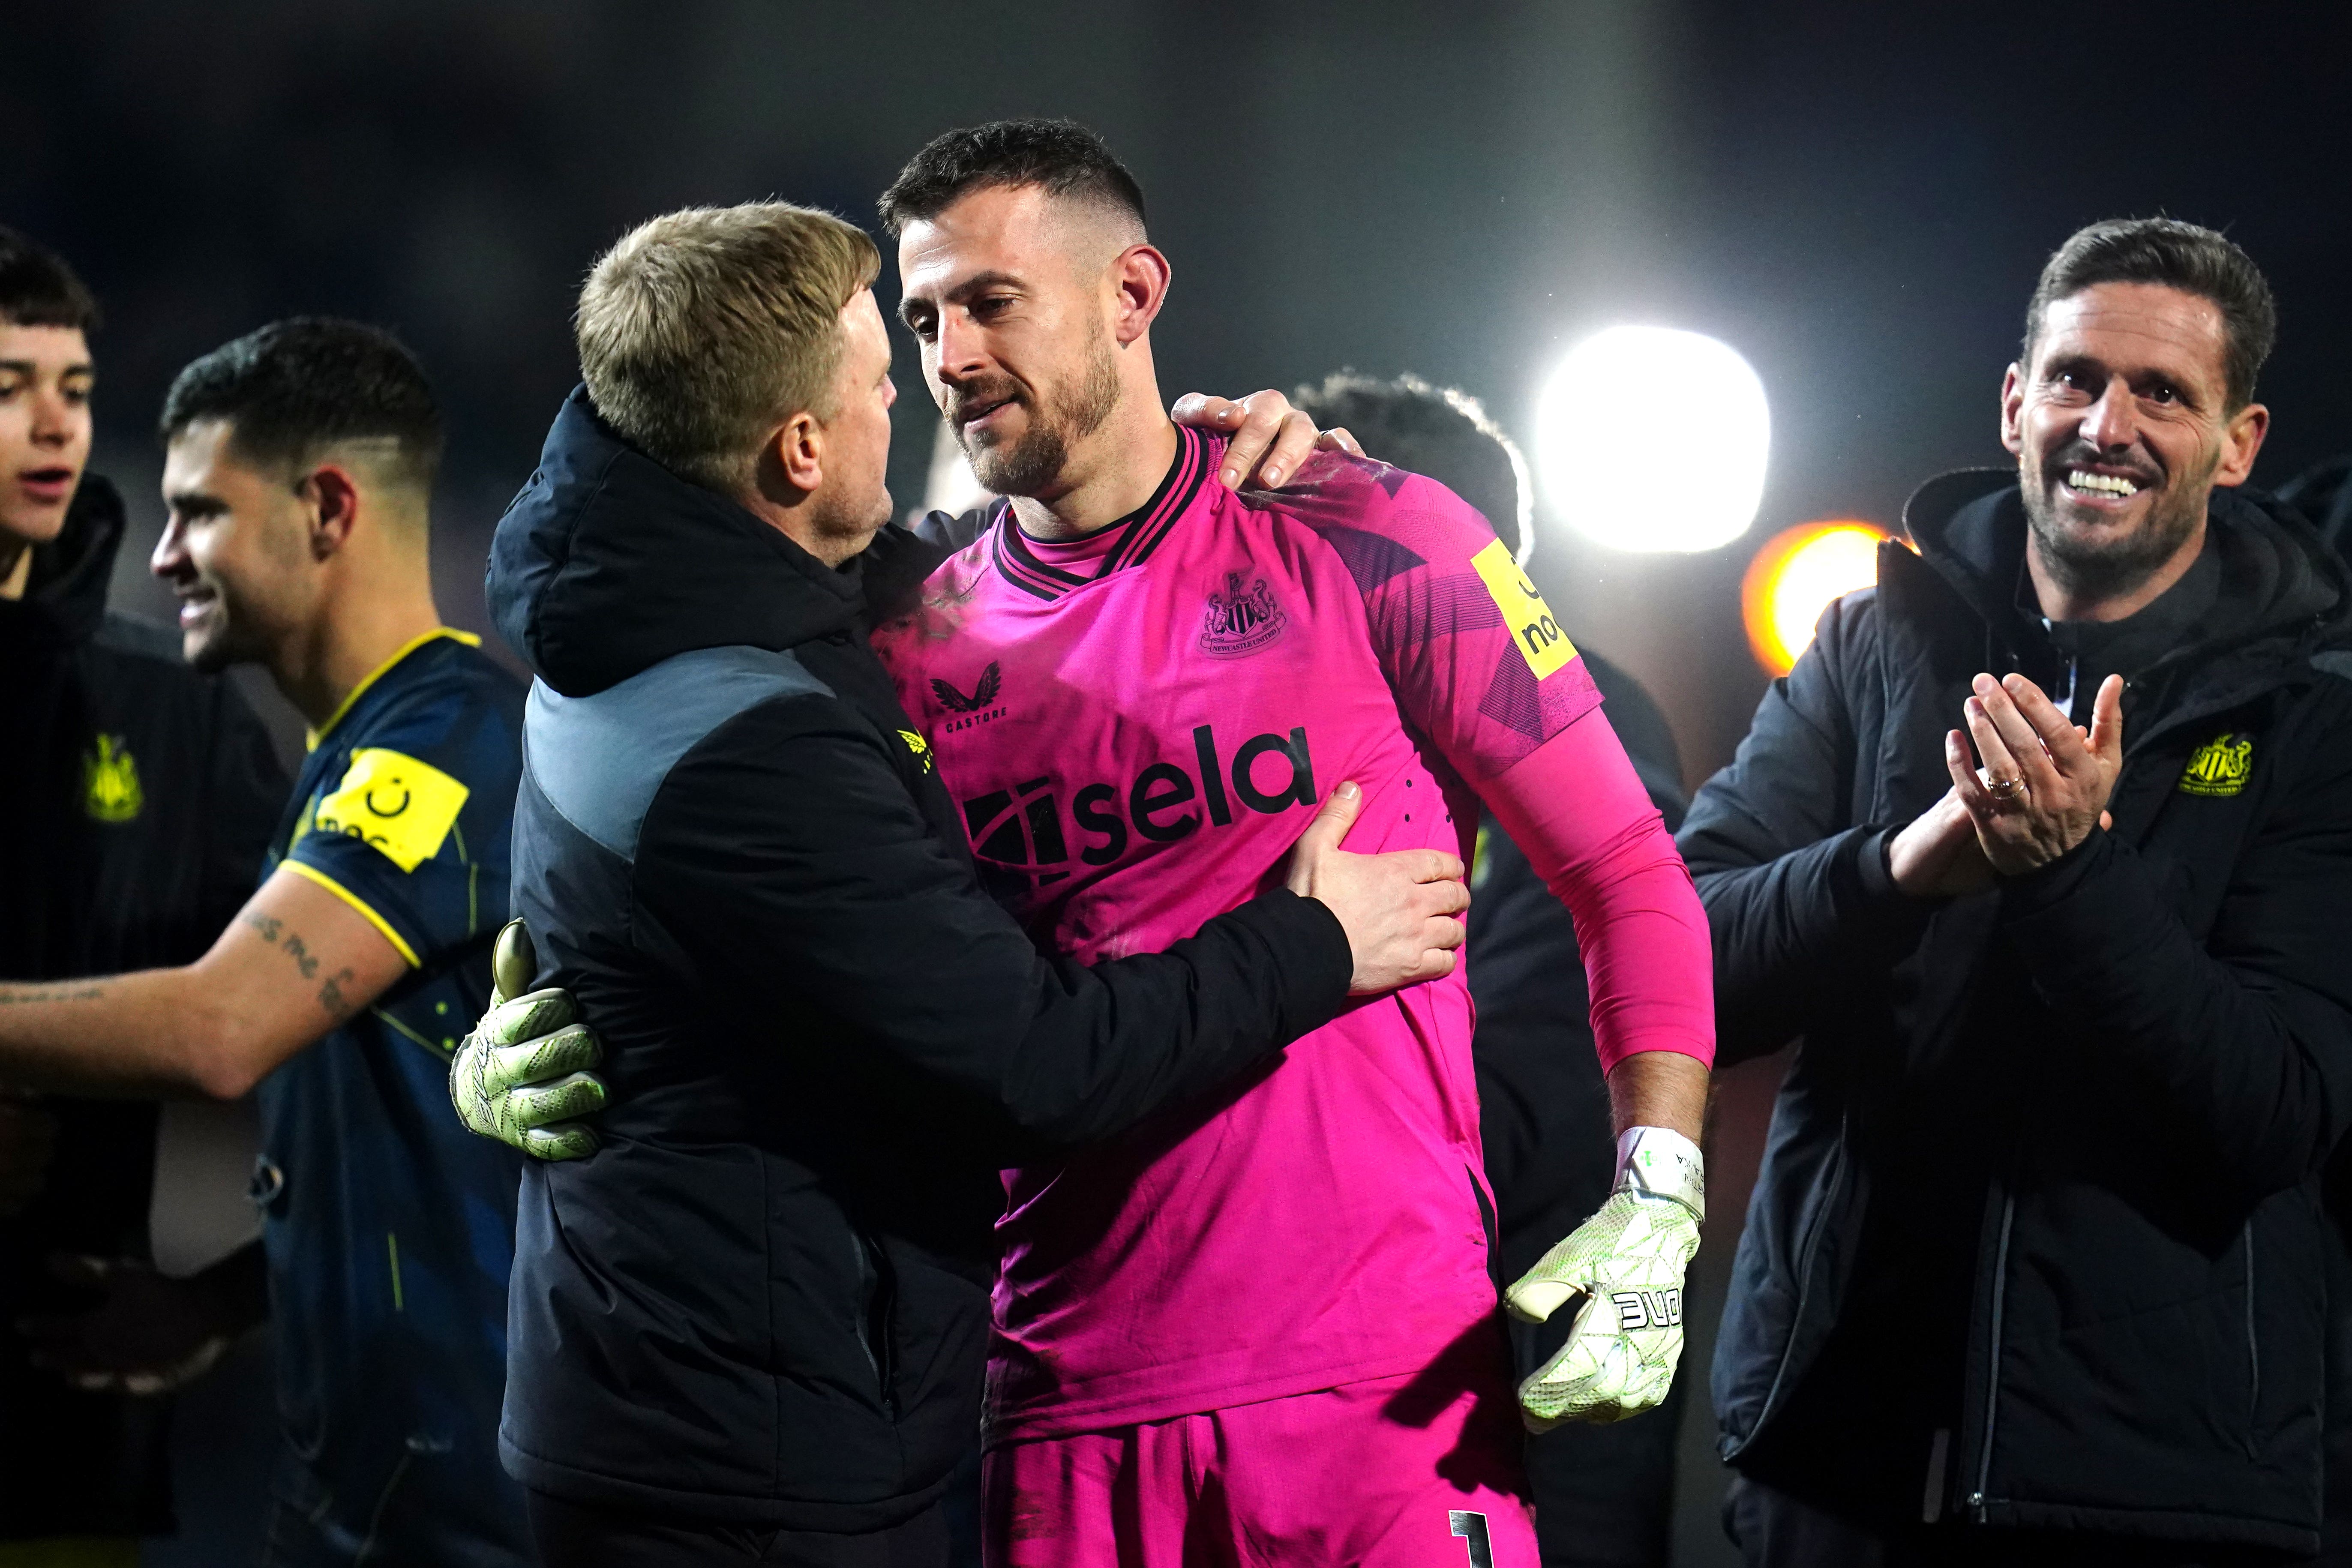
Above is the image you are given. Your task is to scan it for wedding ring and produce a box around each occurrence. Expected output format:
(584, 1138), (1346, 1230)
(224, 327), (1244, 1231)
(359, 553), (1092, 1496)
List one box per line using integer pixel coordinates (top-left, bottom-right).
(1986, 774), (2025, 800)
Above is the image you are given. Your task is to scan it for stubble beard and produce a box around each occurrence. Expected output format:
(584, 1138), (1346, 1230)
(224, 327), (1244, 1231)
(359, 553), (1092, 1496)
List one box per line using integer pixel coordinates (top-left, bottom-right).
(2020, 444), (2215, 607)
(185, 610), (266, 676)
(181, 577), (283, 676)
(956, 331), (1122, 498)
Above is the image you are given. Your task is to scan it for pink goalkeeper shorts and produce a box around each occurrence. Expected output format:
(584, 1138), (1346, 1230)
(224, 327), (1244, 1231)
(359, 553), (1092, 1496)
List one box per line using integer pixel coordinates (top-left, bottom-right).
(983, 1364), (1536, 1568)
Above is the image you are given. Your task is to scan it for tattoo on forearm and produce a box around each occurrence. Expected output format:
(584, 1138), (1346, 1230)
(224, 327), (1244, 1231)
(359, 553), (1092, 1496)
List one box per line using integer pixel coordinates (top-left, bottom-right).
(0, 985), (108, 1007)
(244, 910), (353, 1017)
(318, 968), (358, 1022)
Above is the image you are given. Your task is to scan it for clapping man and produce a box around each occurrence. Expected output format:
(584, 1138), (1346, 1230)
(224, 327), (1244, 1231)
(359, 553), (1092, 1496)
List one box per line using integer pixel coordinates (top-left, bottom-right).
(1686, 218), (2352, 1564)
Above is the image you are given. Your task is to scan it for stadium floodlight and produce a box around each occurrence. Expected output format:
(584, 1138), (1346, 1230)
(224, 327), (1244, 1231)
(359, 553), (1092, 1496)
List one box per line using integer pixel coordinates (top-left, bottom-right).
(1533, 327), (1770, 554)
(1741, 521), (1890, 675)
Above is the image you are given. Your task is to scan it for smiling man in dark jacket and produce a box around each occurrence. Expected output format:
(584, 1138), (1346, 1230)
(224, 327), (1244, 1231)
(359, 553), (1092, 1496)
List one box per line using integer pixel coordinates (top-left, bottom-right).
(1684, 217), (2352, 1564)
(468, 201), (1469, 1567)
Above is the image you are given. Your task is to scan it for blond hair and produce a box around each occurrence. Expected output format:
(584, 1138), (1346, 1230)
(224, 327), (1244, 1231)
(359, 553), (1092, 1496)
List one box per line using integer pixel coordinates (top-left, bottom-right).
(575, 202), (880, 494)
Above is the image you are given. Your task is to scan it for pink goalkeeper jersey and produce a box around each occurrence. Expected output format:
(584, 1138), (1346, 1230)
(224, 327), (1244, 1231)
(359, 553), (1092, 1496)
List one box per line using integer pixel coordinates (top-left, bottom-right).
(873, 424), (1611, 1440)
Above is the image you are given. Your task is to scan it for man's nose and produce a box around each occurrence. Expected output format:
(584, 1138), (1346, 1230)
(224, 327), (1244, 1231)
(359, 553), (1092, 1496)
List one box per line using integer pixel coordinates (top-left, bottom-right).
(2077, 380), (2139, 454)
(149, 519), (186, 579)
(28, 388), (75, 446)
(933, 312), (988, 385)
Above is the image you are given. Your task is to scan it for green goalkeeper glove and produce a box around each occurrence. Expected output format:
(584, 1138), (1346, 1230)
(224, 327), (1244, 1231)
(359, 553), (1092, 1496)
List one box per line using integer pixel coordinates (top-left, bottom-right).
(448, 920), (608, 1160)
(1504, 1126), (1704, 1430)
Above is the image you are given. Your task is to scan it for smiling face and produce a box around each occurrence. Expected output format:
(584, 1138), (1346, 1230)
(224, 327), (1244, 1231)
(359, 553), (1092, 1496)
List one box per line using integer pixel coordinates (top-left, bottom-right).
(0, 323), (94, 552)
(895, 183), (1127, 499)
(153, 418), (317, 672)
(2002, 281), (2268, 611)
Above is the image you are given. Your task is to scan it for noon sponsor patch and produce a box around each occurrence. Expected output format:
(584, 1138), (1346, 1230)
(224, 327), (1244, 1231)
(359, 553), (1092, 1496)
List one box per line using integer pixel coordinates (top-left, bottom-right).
(1471, 538), (1576, 679)
(314, 747), (470, 872)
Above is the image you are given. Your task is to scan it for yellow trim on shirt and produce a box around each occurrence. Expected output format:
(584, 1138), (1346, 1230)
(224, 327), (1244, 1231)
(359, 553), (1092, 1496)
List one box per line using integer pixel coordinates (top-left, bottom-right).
(279, 859), (423, 968)
(306, 627), (484, 751)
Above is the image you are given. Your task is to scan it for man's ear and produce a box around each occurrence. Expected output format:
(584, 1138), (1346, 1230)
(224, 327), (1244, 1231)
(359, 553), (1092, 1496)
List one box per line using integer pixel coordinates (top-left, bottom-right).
(1107, 243), (1171, 348)
(301, 465), (363, 560)
(757, 409), (825, 500)
(1998, 362), (2026, 457)
(2215, 401), (2270, 488)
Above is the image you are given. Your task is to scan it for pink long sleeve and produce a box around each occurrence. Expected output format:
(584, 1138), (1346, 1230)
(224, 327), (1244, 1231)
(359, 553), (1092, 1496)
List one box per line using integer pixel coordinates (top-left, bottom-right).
(1253, 450), (1716, 1073)
(1480, 707), (1717, 1072)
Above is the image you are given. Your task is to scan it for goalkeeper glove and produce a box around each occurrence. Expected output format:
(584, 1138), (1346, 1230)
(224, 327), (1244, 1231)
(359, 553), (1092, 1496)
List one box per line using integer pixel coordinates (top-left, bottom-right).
(1504, 1125), (1704, 1430)
(448, 920), (608, 1160)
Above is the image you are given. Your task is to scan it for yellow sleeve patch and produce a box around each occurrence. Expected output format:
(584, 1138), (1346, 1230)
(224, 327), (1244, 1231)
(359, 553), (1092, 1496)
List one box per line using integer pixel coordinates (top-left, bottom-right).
(313, 747), (470, 873)
(1471, 539), (1578, 679)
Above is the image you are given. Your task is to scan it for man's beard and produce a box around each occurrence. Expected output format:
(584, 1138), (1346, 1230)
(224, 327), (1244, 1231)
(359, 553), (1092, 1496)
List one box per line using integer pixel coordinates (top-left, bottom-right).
(2020, 443), (2213, 606)
(951, 333), (1120, 498)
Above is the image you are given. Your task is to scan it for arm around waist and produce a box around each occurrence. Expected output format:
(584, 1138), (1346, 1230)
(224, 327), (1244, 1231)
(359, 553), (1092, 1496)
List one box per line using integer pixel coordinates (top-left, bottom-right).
(634, 697), (1351, 1145)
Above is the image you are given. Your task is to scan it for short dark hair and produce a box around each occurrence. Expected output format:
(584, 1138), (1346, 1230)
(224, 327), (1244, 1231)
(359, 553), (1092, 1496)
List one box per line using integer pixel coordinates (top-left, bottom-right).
(159, 317), (444, 494)
(0, 226), (101, 333)
(1293, 372), (1534, 564)
(879, 118), (1147, 238)
(2024, 218), (2276, 410)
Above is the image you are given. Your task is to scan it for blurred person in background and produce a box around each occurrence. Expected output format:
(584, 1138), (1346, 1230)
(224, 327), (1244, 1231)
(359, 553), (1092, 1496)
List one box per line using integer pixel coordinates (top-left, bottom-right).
(0, 227), (286, 1567)
(0, 318), (530, 1568)
(2277, 450), (2352, 1568)
(2279, 453), (2352, 561)
(1683, 217), (2352, 1564)
(1294, 371), (1694, 1568)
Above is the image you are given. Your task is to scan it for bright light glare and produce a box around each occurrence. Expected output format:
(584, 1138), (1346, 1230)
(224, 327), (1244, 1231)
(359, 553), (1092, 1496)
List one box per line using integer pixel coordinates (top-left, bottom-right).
(1742, 522), (1889, 675)
(1533, 327), (1770, 553)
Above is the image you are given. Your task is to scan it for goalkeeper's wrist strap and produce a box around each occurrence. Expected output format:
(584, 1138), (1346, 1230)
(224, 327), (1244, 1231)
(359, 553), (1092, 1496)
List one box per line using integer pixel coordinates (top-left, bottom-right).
(1616, 1126), (1706, 1221)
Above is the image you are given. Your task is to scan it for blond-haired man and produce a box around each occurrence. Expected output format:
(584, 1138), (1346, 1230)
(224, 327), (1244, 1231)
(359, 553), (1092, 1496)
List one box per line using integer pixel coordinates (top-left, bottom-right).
(471, 200), (1467, 1565)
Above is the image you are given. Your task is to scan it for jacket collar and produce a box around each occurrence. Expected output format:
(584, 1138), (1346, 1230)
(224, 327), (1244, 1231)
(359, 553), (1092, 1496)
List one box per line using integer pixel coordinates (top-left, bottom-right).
(1896, 466), (2352, 748)
(490, 386), (882, 698)
(3, 474), (126, 647)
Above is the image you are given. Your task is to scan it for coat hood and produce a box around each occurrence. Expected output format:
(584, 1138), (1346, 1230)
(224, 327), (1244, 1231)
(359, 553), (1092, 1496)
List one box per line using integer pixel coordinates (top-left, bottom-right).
(9, 474), (126, 647)
(490, 386), (933, 698)
(1899, 466), (2352, 674)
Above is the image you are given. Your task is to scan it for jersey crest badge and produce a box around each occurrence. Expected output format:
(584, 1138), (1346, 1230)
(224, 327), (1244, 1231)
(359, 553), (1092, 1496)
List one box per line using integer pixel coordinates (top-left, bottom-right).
(81, 734), (144, 823)
(1200, 572), (1287, 658)
(315, 747), (470, 872)
(2178, 733), (2253, 797)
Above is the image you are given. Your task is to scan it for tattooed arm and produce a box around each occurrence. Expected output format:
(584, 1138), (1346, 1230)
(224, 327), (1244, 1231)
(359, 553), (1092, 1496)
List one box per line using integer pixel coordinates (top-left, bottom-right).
(0, 867), (410, 1098)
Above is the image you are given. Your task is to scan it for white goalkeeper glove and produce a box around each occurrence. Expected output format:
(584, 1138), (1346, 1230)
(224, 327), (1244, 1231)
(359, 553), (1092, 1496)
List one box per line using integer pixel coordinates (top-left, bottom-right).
(448, 921), (608, 1161)
(1504, 1126), (1704, 1430)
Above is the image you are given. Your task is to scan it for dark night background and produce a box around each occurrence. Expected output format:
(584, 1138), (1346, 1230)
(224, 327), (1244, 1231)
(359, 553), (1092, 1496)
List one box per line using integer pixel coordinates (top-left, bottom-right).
(9, 4), (2349, 1561)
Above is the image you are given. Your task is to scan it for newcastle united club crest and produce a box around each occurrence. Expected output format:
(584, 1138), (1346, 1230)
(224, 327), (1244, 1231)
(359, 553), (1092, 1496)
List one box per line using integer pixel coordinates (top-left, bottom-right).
(1199, 572), (1287, 659)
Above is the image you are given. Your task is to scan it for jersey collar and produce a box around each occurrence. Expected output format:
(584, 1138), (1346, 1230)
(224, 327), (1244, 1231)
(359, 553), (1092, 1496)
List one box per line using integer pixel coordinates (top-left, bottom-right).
(990, 424), (1213, 601)
(306, 626), (483, 750)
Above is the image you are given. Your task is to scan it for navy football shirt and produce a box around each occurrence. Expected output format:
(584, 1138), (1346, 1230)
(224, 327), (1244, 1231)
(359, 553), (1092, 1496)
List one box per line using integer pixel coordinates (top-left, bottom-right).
(257, 628), (531, 1565)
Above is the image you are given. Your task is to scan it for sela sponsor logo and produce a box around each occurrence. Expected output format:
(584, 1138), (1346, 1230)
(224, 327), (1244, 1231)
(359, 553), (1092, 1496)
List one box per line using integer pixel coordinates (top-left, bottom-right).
(1199, 572), (1287, 658)
(1611, 1287), (1683, 1331)
(2178, 732), (2253, 797)
(959, 723), (1317, 889)
(932, 661), (1007, 732)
